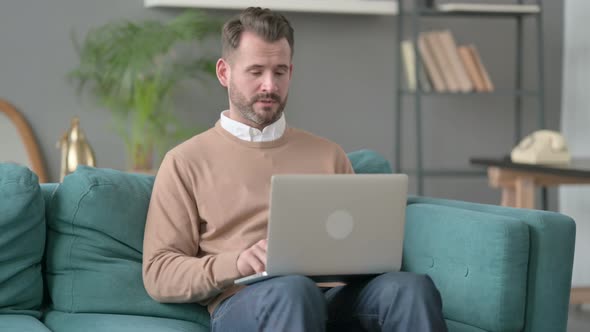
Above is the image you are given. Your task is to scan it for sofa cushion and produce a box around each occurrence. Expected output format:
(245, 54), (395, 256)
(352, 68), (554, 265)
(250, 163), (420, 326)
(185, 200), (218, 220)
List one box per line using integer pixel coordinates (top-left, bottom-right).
(0, 163), (45, 318)
(45, 166), (209, 328)
(43, 311), (208, 332)
(403, 203), (530, 332)
(0, 314), (51, 332)
(347, 149), (393, 173)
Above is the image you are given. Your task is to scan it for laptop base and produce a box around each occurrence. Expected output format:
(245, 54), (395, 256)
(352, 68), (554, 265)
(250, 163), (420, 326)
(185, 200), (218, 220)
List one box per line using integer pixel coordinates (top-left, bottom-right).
(234, 273), (383, 286)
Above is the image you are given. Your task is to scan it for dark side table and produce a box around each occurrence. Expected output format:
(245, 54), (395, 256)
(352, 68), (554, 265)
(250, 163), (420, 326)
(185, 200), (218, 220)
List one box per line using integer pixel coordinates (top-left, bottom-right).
(470, 157), (590, 209)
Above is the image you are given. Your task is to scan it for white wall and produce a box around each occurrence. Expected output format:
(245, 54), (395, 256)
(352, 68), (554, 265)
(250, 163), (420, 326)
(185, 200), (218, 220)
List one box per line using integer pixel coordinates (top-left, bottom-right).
(560, 0), (590, 287)
(0, 113), (29, 167)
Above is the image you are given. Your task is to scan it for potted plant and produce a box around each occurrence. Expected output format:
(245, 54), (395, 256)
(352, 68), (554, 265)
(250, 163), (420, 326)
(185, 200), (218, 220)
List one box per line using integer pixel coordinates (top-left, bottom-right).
(69, 10), (221, 171)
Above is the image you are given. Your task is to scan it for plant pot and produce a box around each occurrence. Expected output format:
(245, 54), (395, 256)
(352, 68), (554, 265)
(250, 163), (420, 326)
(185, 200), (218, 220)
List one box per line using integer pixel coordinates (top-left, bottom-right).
(130, 143), (154, 172)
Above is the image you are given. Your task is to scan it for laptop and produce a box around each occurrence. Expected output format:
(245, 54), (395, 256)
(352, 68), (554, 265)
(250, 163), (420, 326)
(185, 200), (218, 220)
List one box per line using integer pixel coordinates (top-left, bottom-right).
(234, 174), (409, 285)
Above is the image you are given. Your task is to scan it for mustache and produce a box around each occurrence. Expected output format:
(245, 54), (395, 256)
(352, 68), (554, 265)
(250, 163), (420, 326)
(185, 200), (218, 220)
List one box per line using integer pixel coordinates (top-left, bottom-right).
(252, 93), (281, 103)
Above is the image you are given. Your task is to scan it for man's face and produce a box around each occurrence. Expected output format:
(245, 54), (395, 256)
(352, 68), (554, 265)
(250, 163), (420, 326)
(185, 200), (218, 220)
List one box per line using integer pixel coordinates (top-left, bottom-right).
(217, 31), (293, 129)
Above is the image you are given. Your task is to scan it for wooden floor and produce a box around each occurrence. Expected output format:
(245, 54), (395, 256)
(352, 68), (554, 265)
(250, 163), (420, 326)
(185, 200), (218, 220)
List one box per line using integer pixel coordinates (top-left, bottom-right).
(568, 305), (590, 332)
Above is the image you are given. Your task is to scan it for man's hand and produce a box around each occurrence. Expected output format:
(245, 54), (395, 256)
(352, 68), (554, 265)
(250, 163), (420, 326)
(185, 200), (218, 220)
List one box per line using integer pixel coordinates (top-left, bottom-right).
(237, 239), (267, 277)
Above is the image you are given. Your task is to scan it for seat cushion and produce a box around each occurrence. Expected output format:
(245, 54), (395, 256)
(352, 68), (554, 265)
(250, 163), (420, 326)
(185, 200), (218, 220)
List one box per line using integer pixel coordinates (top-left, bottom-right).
(403, 203), (530, 332)
(0, 164), (45, 318)
(0, 314), (51, 332)
(445, 319), (488, 332)
(45, 166), (209, 328)
(43, 311), (207, 332)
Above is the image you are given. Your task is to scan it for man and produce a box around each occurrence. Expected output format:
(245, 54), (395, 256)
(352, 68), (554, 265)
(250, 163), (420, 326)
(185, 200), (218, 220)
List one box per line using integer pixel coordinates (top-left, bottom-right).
(143, 7), (447, 332)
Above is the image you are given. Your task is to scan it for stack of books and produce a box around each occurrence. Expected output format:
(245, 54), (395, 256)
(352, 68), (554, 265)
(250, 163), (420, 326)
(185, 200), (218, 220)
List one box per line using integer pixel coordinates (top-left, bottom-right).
(401, 30), (494, 93)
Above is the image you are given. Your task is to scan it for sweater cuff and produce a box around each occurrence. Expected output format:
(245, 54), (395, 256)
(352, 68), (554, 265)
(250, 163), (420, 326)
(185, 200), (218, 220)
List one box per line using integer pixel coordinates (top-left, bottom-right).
(213, 250), (243, 288)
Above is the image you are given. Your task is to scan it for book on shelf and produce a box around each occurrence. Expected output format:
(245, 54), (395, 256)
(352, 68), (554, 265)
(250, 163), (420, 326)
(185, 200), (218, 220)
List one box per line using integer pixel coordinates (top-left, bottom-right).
(401, 40), (417, 91)
(467, 44), (494, 92)
(401, 40), (432, 92)
(425, 31), (460, 92)
(406, 30), (494, 94)
(417, 33), (446, 92)
(437, 30), (473, 93)
(435, 3), (541, 14)
(457, 45), (486, 92)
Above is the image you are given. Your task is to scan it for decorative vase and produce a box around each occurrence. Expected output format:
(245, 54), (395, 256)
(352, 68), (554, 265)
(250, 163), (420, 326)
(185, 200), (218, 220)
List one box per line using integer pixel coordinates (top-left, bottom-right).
(57, 117), (96, 181)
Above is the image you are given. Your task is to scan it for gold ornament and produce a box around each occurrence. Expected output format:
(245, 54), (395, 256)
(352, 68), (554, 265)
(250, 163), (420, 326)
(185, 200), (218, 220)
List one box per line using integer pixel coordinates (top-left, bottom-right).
(57, 117), (96, 181)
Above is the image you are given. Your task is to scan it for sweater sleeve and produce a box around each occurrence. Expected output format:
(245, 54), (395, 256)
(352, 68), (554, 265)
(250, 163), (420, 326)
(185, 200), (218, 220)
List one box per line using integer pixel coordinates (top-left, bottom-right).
(142, 153), (242, 303)
(335, 145), (355, 174)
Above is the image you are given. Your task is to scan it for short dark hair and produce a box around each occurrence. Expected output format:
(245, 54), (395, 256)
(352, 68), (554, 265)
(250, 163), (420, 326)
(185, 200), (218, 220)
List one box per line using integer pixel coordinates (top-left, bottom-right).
(221, 7), (294, 60)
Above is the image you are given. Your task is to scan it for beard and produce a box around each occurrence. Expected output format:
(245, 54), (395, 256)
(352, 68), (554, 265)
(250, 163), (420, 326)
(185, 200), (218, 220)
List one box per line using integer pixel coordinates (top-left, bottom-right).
(229, 80), (288, 128)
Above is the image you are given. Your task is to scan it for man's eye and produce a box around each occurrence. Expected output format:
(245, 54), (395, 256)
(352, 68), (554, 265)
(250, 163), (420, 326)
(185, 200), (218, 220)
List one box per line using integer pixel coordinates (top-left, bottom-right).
(250, 71), (262, 76)
(275, 72), (285, 76)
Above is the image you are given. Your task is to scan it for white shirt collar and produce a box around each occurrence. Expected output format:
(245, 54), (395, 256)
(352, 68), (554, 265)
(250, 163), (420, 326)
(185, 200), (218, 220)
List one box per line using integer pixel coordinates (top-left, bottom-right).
(220, 110), (286, 142)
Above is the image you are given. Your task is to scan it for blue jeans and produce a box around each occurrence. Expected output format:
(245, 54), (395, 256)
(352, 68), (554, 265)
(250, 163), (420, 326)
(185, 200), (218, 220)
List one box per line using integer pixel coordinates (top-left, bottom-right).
(211, 272), (447, 332)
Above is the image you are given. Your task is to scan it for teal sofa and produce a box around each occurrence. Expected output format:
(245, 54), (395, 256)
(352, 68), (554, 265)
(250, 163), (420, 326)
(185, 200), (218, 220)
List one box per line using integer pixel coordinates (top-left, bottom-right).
(0, 150), (576, 332)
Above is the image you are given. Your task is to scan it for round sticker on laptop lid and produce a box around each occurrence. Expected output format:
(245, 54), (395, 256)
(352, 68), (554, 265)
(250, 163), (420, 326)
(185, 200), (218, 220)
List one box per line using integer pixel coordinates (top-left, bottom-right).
(325, 210), (354, 239)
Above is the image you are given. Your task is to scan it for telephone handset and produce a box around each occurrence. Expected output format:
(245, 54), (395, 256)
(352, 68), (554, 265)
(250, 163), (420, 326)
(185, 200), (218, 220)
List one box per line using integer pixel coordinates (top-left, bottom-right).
(510, 130), (571, 165)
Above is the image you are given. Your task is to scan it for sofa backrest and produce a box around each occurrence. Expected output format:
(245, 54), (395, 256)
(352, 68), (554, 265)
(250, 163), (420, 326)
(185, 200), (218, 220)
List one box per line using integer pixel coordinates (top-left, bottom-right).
(43, 166), (210, 327)
(347, 149), (393, 173)
(0, 163), (45, 318)
(36, 149), (391, 325)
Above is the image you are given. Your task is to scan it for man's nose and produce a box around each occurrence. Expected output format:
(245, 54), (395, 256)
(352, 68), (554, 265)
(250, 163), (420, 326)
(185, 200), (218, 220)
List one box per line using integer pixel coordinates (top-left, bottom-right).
(261, 73), (278, 92)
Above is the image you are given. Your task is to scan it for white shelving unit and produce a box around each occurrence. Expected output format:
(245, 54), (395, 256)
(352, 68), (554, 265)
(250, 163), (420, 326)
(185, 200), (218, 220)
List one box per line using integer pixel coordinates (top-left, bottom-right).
(435, 3), (540, 14)
(144, 0), (398, 15)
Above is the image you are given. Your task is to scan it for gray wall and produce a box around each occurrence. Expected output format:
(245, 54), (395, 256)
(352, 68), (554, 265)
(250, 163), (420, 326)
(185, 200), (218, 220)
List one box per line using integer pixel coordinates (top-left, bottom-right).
(560, 0), (589, 286)
(0, 0), (563, 208)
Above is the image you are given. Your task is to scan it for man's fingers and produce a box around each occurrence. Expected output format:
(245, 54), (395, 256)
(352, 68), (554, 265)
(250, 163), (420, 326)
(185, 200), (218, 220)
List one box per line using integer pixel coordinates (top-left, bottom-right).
(250, 245), (267, 266)
(254, 239), (268, 251)
(246, 250), (265, 273)
(254, 240), (268, 254)
(236, 239), (269, 276)
(250, 260), (265, 273)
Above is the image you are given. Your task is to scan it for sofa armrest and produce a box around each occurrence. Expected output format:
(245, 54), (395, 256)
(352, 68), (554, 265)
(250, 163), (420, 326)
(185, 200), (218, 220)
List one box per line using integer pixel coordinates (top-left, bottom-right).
(405, 196), (575, 332)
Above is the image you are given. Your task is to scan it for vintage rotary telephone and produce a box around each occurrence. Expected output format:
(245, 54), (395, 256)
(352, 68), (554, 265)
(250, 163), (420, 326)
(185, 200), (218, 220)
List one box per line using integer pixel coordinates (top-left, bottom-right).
(510, 130), (571, 165)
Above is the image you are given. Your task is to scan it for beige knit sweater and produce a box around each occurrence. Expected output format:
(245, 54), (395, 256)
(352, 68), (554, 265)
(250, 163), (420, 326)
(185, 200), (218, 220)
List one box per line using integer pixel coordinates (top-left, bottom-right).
(142, 121), (354, 313)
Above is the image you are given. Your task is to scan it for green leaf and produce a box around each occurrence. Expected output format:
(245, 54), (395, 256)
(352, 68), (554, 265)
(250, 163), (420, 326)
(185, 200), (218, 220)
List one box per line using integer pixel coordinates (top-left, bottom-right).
(68, 9), (221, 167)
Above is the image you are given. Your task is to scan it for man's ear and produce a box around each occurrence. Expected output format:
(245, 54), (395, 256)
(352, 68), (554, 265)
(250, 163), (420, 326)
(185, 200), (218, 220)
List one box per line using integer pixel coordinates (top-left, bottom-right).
(216, 58), (230, 88)
(289, 63), (294, 80)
